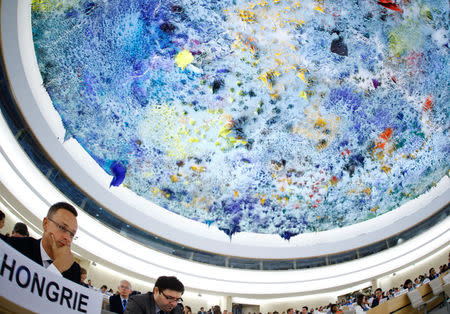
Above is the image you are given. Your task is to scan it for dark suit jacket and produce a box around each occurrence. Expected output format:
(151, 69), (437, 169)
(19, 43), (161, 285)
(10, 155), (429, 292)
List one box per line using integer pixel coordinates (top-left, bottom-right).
(371, 296), (388, 308)
(0, 235), (81, 284)
(110, 294), (127, 314)
(125, 292), (183, 314)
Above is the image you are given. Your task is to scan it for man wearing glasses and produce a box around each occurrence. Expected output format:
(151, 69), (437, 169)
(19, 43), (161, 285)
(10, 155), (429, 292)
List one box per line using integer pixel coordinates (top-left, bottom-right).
(0, 202), (81, 283)
(110, 280), (132, 313)
(125, 276), (184, 314)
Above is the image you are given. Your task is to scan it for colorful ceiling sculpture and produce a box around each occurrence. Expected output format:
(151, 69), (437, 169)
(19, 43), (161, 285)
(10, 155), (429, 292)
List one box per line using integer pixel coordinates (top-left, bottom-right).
(31, 0), (449, 239)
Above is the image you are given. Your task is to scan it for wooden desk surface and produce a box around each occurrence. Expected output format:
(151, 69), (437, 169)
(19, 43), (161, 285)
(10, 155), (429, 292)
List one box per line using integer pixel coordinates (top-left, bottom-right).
(367, 282), (443, 314)
(0, 296), (36, 314)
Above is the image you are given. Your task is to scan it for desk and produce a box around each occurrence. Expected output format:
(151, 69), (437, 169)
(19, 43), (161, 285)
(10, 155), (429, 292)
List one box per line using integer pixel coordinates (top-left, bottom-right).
(367, 283), (443, 314)
(0, 296), (35, 314)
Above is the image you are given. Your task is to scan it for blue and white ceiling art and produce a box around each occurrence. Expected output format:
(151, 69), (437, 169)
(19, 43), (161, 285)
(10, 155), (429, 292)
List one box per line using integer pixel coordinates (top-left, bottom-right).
(31, 0), (449, 239)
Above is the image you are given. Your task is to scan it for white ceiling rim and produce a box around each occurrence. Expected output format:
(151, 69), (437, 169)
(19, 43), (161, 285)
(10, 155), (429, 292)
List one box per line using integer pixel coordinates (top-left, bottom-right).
(1, 112), (449, 296)
(1, 0), (449, 259)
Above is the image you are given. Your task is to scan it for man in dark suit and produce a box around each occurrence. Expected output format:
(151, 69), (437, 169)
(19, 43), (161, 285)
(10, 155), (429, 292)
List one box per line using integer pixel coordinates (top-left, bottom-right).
(0, 202), (81, 283)
(198, 307), (206, 314)
(125, 276), (184, 314)
(110, 280), (132, 313)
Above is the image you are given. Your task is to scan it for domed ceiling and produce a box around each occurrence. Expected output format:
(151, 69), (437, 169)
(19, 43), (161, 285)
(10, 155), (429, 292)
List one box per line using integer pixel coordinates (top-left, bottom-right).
(31, 0), (449, 239)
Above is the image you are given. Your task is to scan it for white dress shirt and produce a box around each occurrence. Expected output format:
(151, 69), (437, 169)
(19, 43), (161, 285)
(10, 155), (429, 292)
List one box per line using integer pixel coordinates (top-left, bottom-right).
(40, 240), (62, 276)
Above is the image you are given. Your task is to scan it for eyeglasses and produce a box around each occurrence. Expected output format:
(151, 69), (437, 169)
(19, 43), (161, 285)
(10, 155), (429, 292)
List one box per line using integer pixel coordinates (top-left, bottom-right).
(160, 291), (183, 303)
(47, 217), (78, 240)
(119, 285), (130, 289)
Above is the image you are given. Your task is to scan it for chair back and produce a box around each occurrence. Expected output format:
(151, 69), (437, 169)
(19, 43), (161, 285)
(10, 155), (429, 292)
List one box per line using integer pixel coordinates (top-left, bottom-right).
(429, 278), (443, 294)
(407, 289), (424, 308)
(443, 272), (450, 284)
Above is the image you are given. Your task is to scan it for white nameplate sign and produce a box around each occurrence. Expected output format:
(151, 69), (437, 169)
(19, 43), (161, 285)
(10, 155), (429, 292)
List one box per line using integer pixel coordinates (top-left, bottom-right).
(0, 239), (102, 313)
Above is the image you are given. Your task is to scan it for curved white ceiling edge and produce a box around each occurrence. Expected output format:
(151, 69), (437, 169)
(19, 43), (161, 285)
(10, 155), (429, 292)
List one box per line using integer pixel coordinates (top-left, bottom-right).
(2, 0), (449, 259)
(1, 112), (449, 297)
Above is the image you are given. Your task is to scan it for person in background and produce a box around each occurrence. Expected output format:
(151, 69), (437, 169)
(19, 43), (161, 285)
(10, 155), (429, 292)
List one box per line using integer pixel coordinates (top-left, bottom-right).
(371, 288), (387, 308)
(428, 267), (438, 280)
(101, 285), (108, 294)
(87, 279), (93, 288)
(354, 294), (370, 313)
(184, 305), (192, 314)
(213, 305), (221, 314)
(326, 304), (339, 314)
(301, 307), (309, 314)
(80, 267), (89, 288)
(0, 202), (81, 283)
(403, 279), (414, 291)
(287, 308), (293, 314)
(125, 276), (184, 314)
(110, 280), (132, 314)
(11, 222), (29, 237)
(198, 307), (206, 314)
(0, 210), (5, 230)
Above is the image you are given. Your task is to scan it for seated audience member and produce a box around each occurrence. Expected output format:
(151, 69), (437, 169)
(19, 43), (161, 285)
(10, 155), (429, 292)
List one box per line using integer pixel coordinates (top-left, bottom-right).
(371, 288), (387, 307)
(386, 289), (395, 299)
(223, 310), (228, 314)
(110, 280), (132, 314)
(213, 305), (221, 314)
(0, 209), (5, 230)
(428, 267), (438, 280)
(326, 304), (339, 314)
(11, 222), (29, 237)
(354, 294), (369, 313)
(80, 267), (89, 287)
(287, 308), (294, 314)
(87, 279), (93, 288)
(198, 307), (206, 314)
(125, 276), (184, 314)
(184, 305), (193, 314)
(403, 279), (414, 291)
(0, 202), (81, 283)
(101, 285), (108, 294)
(301, 306), (309, 314)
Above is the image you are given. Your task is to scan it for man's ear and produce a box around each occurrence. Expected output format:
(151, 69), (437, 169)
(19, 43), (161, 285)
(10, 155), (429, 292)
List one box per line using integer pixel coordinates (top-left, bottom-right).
(42, 217), (48, 231)
(154, 287), (159, 294)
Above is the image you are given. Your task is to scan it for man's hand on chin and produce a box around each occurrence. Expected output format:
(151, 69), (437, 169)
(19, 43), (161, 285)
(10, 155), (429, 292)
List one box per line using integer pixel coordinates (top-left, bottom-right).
(50, 233), (75, 273)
